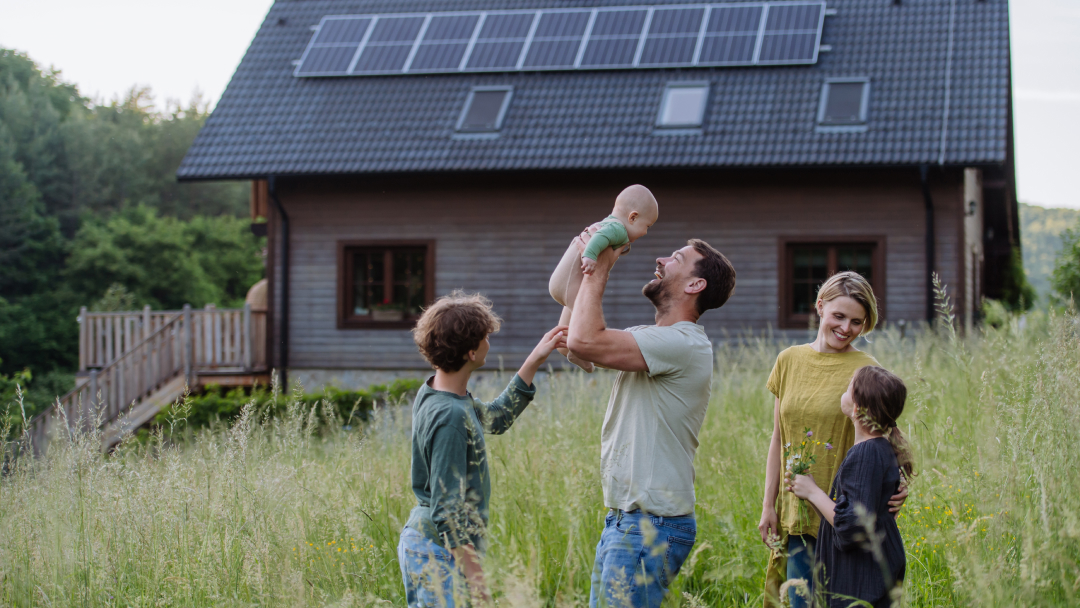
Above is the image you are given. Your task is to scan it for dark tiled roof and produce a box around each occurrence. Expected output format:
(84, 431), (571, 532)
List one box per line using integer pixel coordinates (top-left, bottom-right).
(177, 0), (1011, 180)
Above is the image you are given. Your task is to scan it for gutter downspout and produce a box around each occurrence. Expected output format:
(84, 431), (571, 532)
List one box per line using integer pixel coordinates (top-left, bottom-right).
(920, 165), (935, 324)
(268, 176), (289, 388)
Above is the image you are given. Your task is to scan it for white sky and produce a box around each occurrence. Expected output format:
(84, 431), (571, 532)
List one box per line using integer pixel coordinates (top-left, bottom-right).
(1, 0), (1077, 209)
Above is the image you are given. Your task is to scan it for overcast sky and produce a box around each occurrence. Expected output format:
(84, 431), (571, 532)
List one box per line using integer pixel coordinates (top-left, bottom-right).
(1, 0), (1077, 209)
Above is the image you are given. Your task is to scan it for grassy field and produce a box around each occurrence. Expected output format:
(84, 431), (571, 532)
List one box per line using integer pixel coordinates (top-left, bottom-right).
(2, 306), (1079, 607)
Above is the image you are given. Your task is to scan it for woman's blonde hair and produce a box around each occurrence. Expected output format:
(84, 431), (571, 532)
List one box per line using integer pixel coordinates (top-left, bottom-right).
(816, 271), (879, 334)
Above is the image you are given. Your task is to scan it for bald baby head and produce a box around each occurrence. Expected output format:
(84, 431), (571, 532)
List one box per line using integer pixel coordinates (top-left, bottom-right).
(613, 184), (658, 242)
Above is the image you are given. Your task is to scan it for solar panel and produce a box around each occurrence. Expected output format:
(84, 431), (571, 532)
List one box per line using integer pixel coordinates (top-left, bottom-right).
(295, 3), (826, 77)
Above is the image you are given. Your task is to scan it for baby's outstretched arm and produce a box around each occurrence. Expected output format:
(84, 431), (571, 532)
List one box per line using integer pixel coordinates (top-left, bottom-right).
(581, 257), (598, 275)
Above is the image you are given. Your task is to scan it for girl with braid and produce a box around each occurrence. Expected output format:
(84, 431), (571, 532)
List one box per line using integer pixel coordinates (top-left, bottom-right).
(787, 366), (913, 608)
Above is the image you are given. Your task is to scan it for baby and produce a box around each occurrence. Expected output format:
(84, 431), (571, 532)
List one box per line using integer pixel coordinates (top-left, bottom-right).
(549, 184), (659, 372)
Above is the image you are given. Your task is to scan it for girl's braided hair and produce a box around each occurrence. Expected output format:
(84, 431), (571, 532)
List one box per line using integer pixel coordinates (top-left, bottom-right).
(852, 366), (915, 479)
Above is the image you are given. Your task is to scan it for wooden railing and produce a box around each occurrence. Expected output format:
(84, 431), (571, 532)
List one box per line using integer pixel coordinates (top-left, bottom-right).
(29, 312), (185, 452)
(79, 307), (178, 371)
(80, 305), (266, 372)
(29, 304), (267, 454)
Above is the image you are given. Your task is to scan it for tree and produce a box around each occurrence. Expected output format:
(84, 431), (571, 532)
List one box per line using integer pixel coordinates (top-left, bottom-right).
(0, 49), (258, 383)
(65, 206), (264, 311)
(1051, 224), (1080, 305)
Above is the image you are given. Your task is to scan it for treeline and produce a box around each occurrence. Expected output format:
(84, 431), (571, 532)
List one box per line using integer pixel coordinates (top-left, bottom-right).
(0, 49), (263, 415)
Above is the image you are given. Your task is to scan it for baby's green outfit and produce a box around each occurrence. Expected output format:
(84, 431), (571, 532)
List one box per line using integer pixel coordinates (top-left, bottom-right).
(582, 216), (630, 261)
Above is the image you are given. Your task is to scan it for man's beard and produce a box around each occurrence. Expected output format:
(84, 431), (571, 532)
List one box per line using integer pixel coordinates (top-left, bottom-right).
(643, 276), (672, 312)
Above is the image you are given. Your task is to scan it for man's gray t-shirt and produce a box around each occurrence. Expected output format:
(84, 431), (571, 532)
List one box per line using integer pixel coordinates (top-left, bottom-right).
(600, 321), (713, 517)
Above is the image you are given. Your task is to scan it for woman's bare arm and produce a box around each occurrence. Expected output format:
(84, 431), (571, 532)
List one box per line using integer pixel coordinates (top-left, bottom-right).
(758, 397), (782, 543)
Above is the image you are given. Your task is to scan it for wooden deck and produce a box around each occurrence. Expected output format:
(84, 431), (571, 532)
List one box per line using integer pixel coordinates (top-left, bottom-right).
(28, 304), (268, 454)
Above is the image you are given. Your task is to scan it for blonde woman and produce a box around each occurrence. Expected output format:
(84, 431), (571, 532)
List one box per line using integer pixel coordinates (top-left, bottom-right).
(757, 272), (908, 608)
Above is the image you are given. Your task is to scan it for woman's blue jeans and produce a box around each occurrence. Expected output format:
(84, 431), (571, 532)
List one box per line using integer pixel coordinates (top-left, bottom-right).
(589, 510), (697, 608)
(398, 527), (465, 608)
(786, 534), (816, 608)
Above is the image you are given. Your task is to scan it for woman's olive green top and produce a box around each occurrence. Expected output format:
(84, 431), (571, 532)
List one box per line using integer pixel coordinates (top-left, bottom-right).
(766, 344), (879, 537)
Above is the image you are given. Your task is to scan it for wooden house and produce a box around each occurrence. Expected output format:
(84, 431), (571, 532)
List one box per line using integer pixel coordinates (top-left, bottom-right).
(178, 0), (1020, 387)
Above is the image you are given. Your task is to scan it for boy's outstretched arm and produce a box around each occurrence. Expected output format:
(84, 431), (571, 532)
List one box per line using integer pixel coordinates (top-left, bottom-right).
(567, 243), (647, 372)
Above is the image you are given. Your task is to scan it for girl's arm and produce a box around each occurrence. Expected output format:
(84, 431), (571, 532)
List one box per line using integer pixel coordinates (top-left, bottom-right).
(788, 472), (836, 525)
(821, 445), (888, 551)
(758, 397), (782, 544)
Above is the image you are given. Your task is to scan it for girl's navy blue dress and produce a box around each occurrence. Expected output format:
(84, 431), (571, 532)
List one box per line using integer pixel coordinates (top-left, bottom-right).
(817, 437), (906, 608)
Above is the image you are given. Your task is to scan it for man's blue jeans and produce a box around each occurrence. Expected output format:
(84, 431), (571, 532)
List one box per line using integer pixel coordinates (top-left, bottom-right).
(398, 527), (465, 608)
(589, 510), (697, 608)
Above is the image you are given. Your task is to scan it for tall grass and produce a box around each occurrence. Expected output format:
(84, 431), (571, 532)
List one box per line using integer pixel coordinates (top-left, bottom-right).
(1, 308), (1078, 607)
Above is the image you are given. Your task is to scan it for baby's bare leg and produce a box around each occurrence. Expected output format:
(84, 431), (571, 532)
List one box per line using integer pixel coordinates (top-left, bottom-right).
(549, 241), (583, 307)
(556, 306), (572, 357)
(557, 304), (594, 373)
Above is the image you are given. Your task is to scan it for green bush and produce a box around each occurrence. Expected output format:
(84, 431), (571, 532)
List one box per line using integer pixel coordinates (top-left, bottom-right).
(153, 377), (423, 436)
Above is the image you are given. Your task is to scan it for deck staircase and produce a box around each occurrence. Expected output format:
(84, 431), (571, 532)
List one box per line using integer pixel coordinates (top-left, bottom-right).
(27, 304), (267, 454)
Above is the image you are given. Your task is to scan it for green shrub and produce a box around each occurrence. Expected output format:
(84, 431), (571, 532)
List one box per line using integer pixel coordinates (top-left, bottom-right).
(152, 377), (423, 436)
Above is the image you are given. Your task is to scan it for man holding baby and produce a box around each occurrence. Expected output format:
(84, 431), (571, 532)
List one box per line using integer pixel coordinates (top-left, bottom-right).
(567, 196), (736, 608)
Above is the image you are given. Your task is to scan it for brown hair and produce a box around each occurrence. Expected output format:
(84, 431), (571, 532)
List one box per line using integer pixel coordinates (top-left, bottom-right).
(817, 271), (879, 335)
(412, 291), (501, 373)
(688, 239), (737, 315)
(852, 366), (915, 478)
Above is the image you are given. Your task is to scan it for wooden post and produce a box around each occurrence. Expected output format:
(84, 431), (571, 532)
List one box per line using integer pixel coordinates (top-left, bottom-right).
(243, 303), (253, 371)
(208, 304), (220, 366)
(143, 305), (152, 341)
(87, 369), (98, 433)
(79, 306), (88, 372)
(183, 304), (193, 387)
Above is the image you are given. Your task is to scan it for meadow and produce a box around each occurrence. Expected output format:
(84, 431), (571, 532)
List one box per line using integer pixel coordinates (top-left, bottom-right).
(1, 303), (1078, 607)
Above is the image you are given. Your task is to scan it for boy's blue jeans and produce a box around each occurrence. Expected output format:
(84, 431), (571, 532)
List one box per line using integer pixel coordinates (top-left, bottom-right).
(398, 527), (465, 608)
(589, 509), (697, 608)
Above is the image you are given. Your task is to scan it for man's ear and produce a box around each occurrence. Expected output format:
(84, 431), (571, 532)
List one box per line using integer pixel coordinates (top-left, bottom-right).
(685, 276), (706, 295)
(628, 210), (639, 223)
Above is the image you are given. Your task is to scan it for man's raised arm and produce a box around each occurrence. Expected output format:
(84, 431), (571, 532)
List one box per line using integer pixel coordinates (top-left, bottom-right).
(567, 245), (648, 372)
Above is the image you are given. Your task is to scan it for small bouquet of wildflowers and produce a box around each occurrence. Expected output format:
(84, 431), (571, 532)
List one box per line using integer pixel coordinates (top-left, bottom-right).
(785, 428), (834, 527)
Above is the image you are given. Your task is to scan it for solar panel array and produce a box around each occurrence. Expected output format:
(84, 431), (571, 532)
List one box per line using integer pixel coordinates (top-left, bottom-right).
(295, 2), (826, 77)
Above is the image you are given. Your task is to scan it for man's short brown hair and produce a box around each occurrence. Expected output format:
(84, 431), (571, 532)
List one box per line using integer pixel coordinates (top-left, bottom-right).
(412, 291), (502, 372)
(688, 239), (736, 315)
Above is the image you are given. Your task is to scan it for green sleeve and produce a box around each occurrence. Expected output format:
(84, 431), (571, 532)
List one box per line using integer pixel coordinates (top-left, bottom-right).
(472, 374), (537, 435)
(427, 422), (472, 548)
(582, 221), (630, 261)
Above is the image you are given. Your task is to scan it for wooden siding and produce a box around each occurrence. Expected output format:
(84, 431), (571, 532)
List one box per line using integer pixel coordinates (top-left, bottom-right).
(268, 169), (965, 370)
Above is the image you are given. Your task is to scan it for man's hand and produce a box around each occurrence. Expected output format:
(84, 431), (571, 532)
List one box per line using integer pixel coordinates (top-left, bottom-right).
(580, 256), (597, 275)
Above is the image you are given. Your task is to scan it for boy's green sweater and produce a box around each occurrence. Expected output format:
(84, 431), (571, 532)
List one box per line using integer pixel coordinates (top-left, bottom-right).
(582, 216), (630, 261)
(405, 375), (536, 550)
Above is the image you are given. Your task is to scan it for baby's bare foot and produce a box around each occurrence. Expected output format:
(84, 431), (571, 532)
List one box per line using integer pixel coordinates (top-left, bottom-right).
(567, 351), (594, 373)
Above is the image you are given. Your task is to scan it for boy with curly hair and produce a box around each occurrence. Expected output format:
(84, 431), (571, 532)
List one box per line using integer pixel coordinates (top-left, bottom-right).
(398, 291), (566, 607)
